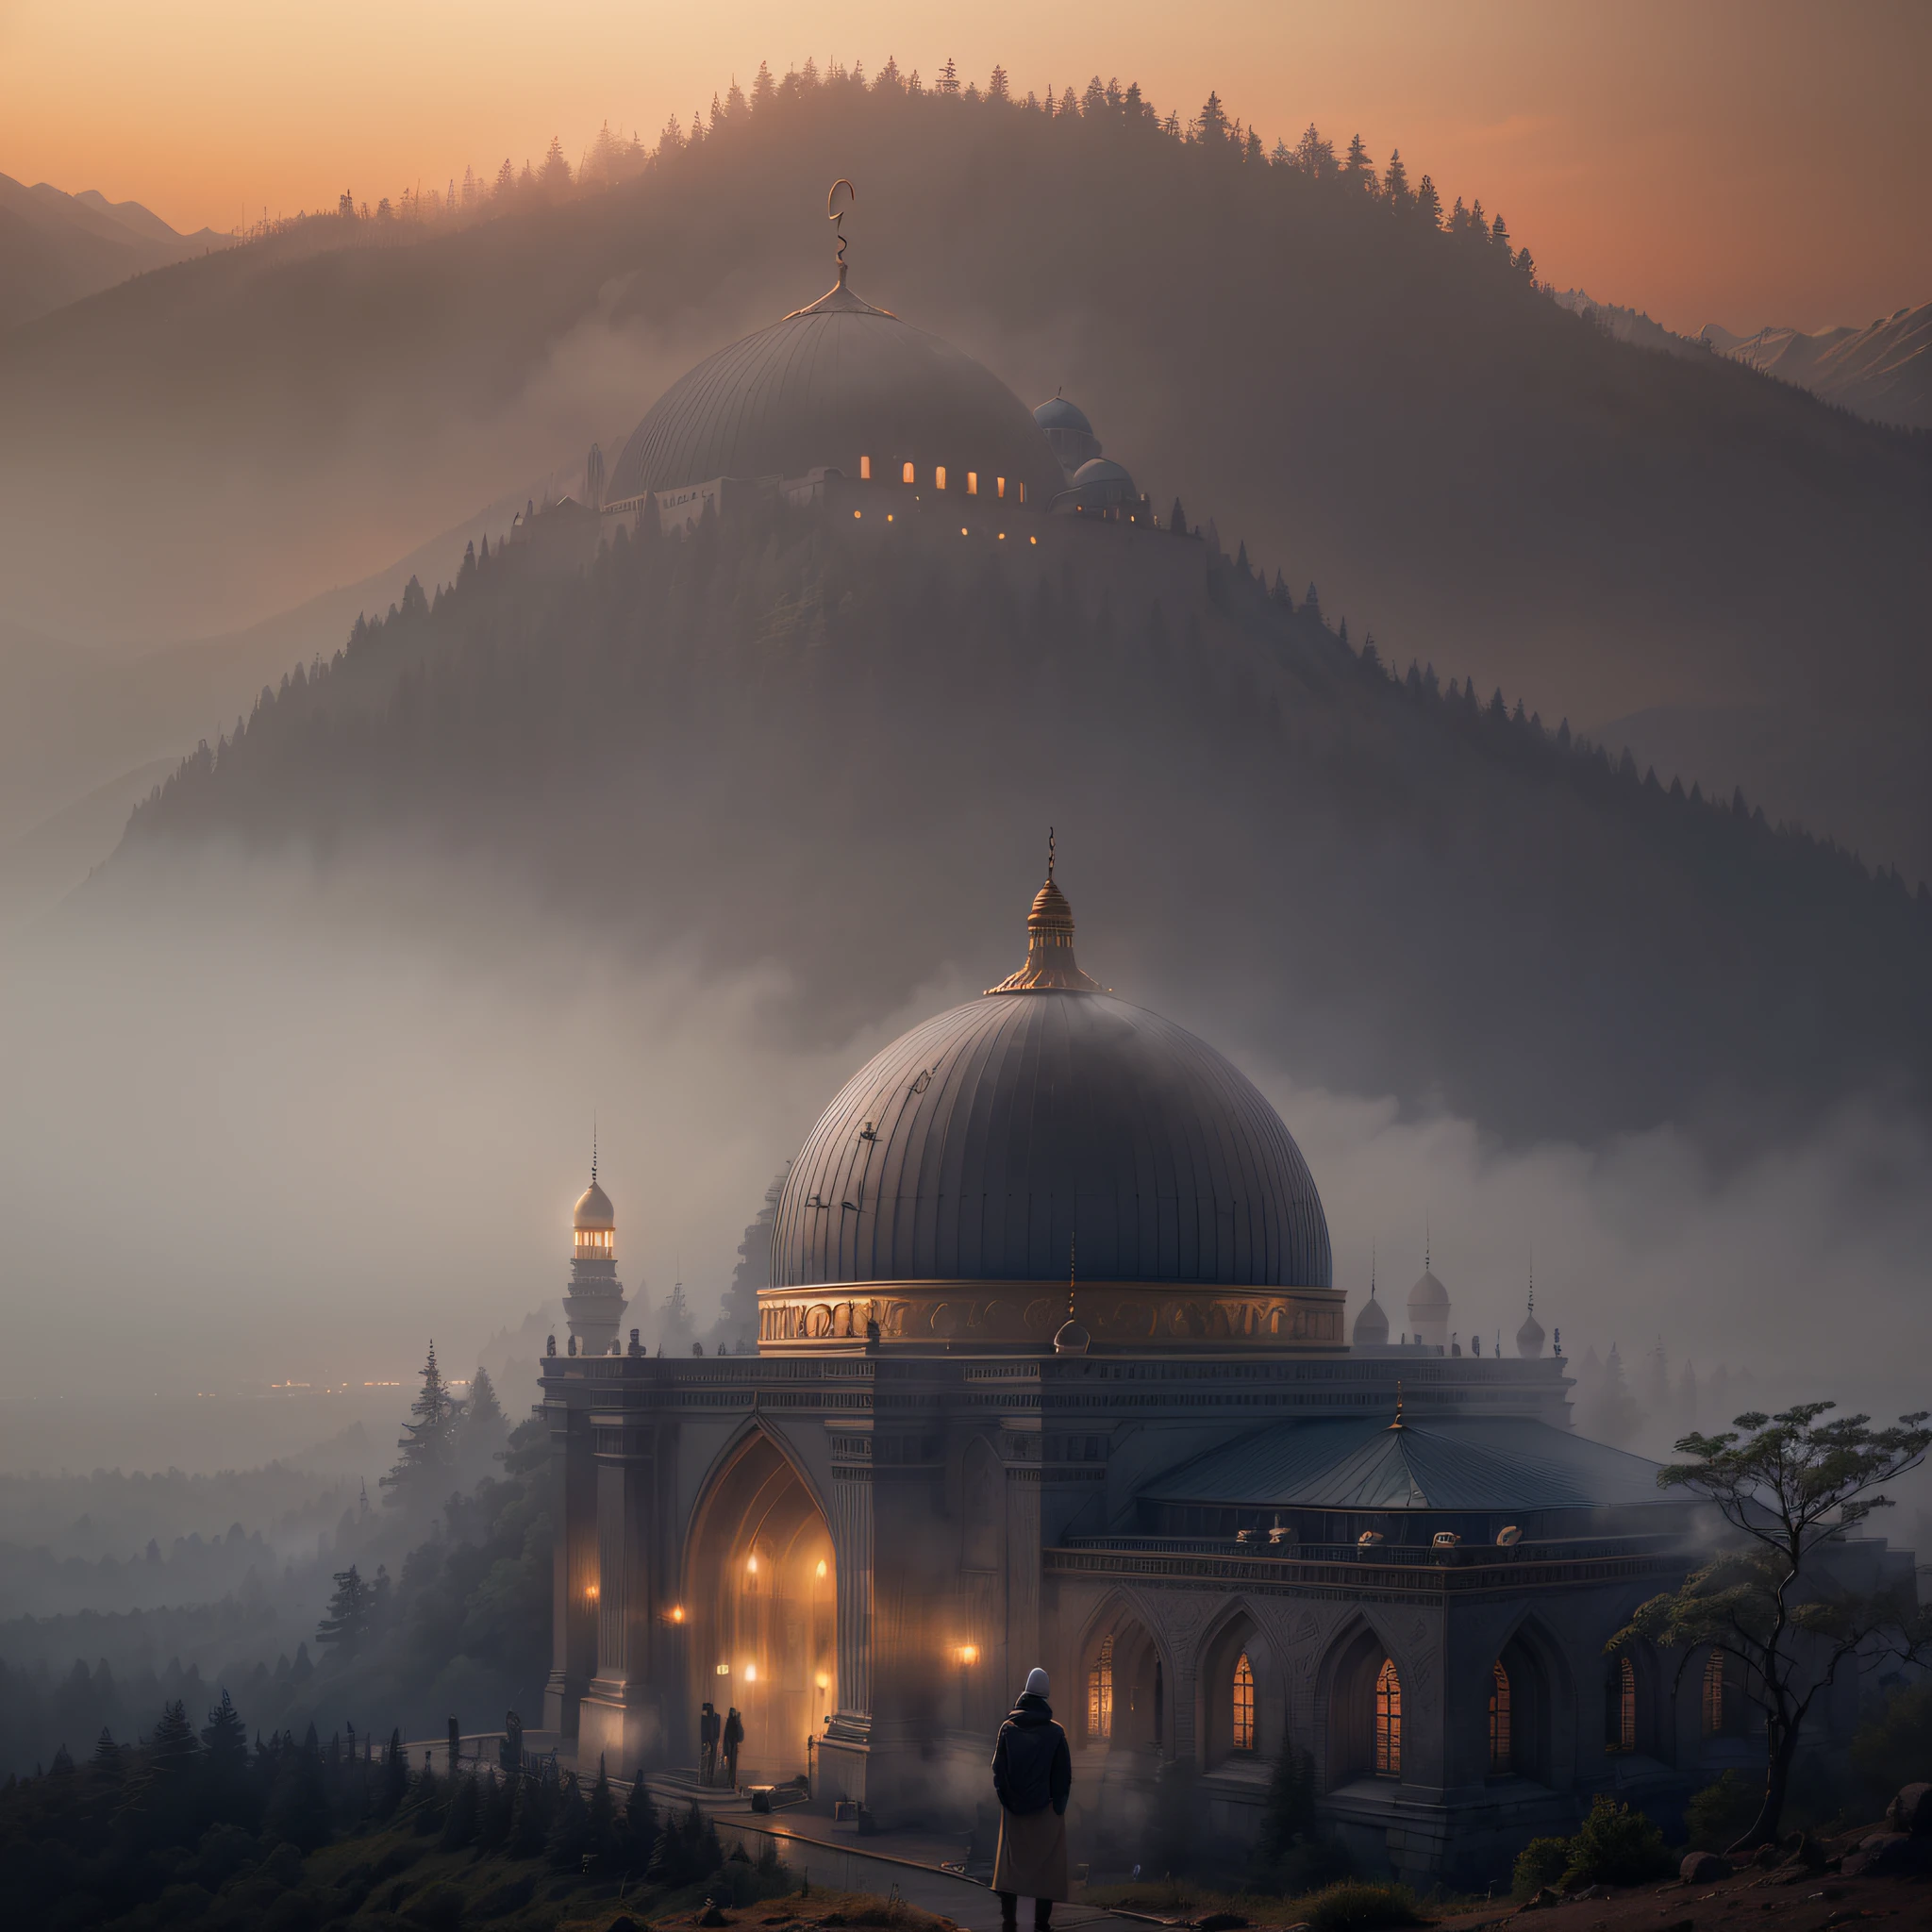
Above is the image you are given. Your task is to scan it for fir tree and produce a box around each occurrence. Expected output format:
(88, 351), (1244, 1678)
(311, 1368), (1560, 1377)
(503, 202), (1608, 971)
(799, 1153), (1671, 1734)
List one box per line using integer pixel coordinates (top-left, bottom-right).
(508, 1773), (550, 1858)
(201, 1690), (251, 1819)
(1382, 148), (1411, 207)
(585, 1756), (619, 1869)
(316, 1564), (374, 1658)
(441, 1770), (482, 1851)
(545, 1770), (591, 1870)
(1341, 132), (1375, 190)
(1196, 92), (1231, 144)
(382, 1342), (462, 1503)
(988, 65), (1009, 102)
(264, 1724), (331, 1851)
(623, 1772), (658, 1874)
(937, 56), (959, 96)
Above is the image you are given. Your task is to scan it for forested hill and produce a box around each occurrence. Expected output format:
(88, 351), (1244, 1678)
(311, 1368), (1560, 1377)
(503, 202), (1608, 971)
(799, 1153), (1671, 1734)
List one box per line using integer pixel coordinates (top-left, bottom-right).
(4, 64), (1928, 874)
(114, 501), (1932, 1147)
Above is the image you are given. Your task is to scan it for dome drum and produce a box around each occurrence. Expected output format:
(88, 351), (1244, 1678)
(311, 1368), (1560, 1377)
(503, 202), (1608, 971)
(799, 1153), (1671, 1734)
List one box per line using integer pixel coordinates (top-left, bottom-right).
(756, 1280), (1345, 1354)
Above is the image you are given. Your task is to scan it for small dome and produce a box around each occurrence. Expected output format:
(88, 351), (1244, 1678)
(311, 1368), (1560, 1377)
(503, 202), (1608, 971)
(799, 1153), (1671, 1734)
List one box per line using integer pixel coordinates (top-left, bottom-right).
(1058, 455), (1140, 513)
(1352, 1291), (1390, 1345)
(1034, 396), (1093, 435)
(1053, 1311), (1092, 1356)
(574, 1178), (614, 1232)
(1407, 1268), (1450, 1312)
(1516, 1298), (1546, 1359)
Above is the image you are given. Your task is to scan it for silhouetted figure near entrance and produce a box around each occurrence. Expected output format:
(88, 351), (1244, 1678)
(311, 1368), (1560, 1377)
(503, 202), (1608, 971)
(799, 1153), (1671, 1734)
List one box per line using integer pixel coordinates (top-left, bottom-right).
(700, 1700), (720, 1786)
(722, 1706), (744, 1790)
(992, 1667), (1072, 1932)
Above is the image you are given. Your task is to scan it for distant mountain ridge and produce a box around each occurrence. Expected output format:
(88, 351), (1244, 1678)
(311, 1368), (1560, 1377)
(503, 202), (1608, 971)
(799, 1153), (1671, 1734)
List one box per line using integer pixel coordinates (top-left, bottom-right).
(0, 172), (229, 330)
(1703, 304), (1932, 431)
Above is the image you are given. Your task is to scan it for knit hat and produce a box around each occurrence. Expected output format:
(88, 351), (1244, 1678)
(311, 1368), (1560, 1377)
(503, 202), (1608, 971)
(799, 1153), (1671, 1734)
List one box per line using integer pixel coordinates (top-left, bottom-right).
(1024, 1667), (1050, 1696)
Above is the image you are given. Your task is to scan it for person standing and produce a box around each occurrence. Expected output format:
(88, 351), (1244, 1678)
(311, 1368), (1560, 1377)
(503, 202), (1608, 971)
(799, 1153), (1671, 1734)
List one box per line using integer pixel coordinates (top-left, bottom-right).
(722, 1706), (744, 1790)
(991, 1667), (1072, 1932)
(699, 1700), (720, 1786)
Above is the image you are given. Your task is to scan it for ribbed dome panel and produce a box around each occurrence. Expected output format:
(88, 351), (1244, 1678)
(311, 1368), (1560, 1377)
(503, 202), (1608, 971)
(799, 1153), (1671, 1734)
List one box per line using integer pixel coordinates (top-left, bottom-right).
(772, 992), (1332, 1290)
(607, 293), (1064, 507)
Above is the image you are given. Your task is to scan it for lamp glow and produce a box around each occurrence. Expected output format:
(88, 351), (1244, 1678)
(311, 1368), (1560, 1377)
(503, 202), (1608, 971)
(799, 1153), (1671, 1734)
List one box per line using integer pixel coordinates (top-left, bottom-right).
(671, 1606), (685, 1623)
(716, 1662), (730, 1675)
(958, 1644), (978, 1666)
(744, 1664), (758, 1682)
(747, 1555), (758, 1574)
(815, 1559), (827, 1579)
(816, 1673), (829, 1690)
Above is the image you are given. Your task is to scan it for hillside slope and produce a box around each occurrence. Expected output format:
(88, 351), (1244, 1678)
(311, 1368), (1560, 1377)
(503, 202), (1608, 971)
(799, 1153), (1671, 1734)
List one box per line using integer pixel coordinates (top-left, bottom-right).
(5, 75), (1927, 876)
(111, 500), (1932, 1147)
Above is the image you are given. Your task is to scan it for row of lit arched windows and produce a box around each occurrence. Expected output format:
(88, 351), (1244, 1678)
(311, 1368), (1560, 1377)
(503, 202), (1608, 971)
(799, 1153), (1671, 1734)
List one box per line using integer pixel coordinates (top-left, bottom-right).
(854, 456), (1025, 502)
(1087, 1631), (1738, 1782)
(573, 1227), (614, 1257)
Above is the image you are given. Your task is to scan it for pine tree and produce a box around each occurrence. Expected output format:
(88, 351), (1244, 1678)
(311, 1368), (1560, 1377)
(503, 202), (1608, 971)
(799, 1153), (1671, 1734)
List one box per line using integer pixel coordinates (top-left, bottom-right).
(586, 1756), (619, 1869)
(316, 1564), (373, 1658)
(1381, 148), (1411, 207)
(382, 1342), (462, 1503)
(1341, 132), (1375, 190)
(752, 61), (776, 111)
(90, 1727), (123, 1781)
(441, 1770), (482, 1850)
(201, 1690), (252, 1821)
(546, 1770), (591, 1870)
(1197, 92), (1231, 144)
(264, 1724), (332, 1851)
(937, 56), (959, 96)
(988, 65), (1009, 102)
(623, 1773), (658, 1874)
(1415, 174), (1443, 228)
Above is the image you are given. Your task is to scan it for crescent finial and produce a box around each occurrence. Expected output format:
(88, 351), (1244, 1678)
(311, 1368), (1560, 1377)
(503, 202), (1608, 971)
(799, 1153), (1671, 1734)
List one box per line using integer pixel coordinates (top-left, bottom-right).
(827, 178), (856, 285)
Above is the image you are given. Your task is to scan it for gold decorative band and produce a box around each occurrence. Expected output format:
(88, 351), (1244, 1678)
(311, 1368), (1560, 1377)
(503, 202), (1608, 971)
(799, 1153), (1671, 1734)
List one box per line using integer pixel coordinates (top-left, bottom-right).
(755, 1281), (1345, 1351)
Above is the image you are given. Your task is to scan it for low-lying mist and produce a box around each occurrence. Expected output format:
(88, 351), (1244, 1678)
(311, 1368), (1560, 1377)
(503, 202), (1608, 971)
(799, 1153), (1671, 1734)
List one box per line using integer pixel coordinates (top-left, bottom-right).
(1, 835), (1923, 1479)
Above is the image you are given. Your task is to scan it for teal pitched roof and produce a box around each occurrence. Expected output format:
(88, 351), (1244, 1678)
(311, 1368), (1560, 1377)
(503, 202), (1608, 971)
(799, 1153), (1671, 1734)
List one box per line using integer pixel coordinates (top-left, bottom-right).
(1140, 1416), (1664, 1512)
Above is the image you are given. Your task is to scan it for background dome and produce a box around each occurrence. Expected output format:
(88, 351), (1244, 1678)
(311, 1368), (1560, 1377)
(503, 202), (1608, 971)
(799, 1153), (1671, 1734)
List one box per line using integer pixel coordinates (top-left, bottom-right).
(1352, 1290), (1390, 1344)
(771, 989), (1332, 1291)
(607, 281), (1063, 506)
(1034, 393), (1102, 474)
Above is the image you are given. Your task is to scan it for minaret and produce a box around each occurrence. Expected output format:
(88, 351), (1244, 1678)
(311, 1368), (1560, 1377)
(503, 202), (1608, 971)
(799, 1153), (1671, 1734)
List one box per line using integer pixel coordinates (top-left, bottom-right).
(1515, 1279), (1546, 1359)
(562, 1143), (626, 1356)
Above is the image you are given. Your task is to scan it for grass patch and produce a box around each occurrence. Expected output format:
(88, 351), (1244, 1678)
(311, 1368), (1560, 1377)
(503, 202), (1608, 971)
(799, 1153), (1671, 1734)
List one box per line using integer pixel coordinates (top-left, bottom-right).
(1298, 1881), (1426, 1932)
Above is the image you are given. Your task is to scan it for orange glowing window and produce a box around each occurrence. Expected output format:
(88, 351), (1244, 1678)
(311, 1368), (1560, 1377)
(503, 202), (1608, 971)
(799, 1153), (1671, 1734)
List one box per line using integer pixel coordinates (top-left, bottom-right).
(1489, 1661), (1512, 1772)
(996, 476), (1007, 499)
(1374, 1657), (1402, 1774)
(902, 461), (915, 484)
(935, 466), (947, 490)
(1232, 1650), (1256, 1753)
(859, 456), (871, 479)
(1018, 481), (1026, 504)
(1088, 1636), (1114, 1740)
(967, 471), (978, 495)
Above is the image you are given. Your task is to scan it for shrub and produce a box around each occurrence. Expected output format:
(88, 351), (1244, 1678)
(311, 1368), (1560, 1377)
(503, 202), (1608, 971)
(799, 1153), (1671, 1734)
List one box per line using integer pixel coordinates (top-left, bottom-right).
(1850, 1678), (1932, 1814)
(1512, 1838), (1570, 1900)
(1685, 1772), (1759, 1852)
(1298, 1880), (1424, 1932)
(1562, 1796), (1672, 1887)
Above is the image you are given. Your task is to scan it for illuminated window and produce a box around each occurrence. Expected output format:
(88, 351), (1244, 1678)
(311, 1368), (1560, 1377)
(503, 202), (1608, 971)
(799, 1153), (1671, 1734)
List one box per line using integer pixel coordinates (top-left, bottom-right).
(859, 456), (871, 479)
(1088, 1636), (1114, 1740)
(996, 476), (1007, 499)
(935, 466), (947, 490)
(1701, 1650), (1726, 1737)
(1232, 1650), (1256, 1752)
(1019, 481), (1026, 504)
(967, 471), (978, 495)
(1489, 1661), (1512, 1772)
(1607, 1655), (1637, 1752)
(902, 461), (914, 484)
(1374, 1658), (1402, 1774)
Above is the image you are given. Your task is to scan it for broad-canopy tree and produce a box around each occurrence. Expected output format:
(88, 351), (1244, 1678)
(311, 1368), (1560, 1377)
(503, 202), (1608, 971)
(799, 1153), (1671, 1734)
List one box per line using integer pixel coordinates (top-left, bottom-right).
(1616, 1401), (1932, 1850)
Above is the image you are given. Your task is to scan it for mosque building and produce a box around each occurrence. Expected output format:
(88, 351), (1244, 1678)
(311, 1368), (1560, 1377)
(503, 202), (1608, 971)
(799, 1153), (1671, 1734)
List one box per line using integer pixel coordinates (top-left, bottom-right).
(529, 212), (1907, 1887)
(536, 866), (1832, 1887)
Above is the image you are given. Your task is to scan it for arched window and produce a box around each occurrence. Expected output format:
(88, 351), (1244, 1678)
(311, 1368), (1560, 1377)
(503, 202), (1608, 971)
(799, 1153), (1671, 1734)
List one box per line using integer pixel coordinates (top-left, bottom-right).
(1374, 1657), (1402, 1774)
(935, 465), (947, 490)
(1606, 1654), (1637, 1752)
(1701, 1650), (1727, 1736)
(1087, 1636), (1113, 1741)
(902, 461), (915, 485)
(1231, 1650), (1256, 1752)
(859, 456), (872, 480)
(1489, 1660), (1512, 1772)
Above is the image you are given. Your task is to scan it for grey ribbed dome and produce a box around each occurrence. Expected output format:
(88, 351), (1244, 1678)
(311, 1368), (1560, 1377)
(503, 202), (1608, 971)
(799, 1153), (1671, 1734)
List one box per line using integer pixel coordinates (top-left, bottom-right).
(606, 280), (1063, 506)
(771, 989), (1332, 1291)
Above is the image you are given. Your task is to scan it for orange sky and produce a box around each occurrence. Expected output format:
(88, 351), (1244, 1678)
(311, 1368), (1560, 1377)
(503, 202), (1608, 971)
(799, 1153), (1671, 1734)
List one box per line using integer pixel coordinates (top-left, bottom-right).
(3, 0), (1926, 335)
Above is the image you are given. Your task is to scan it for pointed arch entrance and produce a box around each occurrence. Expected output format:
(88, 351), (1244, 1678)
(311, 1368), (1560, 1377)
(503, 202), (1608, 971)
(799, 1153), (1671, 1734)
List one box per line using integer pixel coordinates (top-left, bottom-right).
(686, 1430), (836, 1784)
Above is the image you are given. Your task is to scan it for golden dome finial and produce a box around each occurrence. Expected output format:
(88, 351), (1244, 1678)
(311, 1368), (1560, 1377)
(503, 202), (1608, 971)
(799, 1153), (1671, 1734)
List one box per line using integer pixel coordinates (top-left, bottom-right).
(986, 833), (1103, 994)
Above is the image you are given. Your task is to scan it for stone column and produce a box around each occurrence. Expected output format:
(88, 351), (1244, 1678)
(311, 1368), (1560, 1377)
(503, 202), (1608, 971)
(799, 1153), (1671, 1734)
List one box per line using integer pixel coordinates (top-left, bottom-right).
(817, 1425), (874, 1807)
(541, 1396), (598, 1738)
(577, 1413), (661, 1774)
(1006, 1454), (1042, 1684)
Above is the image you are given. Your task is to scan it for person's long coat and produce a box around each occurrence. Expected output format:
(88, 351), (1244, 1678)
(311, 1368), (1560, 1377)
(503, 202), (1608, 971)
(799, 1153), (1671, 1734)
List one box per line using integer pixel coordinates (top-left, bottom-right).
(991, 1694), (1072, 1901)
